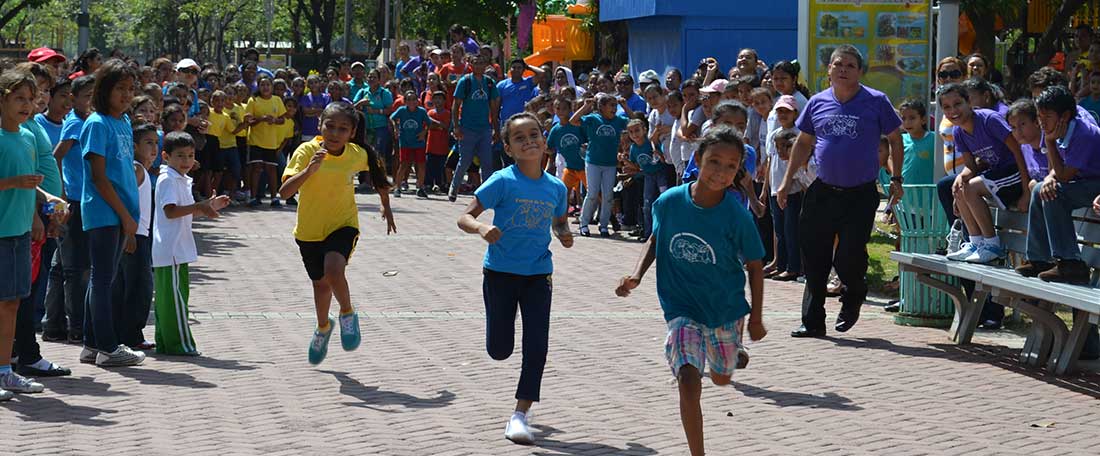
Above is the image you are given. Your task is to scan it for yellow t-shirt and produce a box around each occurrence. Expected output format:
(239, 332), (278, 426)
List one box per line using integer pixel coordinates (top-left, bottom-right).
(230, 103), (248, 138)
(279, 118), (297, 149)
(207, 110), (238, 149)
(283, 139), (370, 241)
(246, 96), (286, 150)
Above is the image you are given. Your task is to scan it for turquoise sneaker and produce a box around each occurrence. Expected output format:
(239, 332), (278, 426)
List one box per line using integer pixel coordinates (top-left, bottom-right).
(308, 317), (335, 365)
(339, 312), (361, 351)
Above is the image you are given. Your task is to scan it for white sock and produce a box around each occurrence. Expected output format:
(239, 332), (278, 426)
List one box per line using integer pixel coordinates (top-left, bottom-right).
(512, 411), (526, 420)
(986, 235), (1001, 247)
(969, 236), (982, 246)
(29, 359), (52, 370)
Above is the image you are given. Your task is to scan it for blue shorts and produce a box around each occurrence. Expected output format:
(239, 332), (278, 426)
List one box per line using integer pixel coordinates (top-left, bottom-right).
(665, 317), (741, 378)
(0, 233), (32, 301)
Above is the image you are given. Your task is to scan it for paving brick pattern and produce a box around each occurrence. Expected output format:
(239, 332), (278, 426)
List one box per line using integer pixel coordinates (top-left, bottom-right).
(2, 193), (1099, 455)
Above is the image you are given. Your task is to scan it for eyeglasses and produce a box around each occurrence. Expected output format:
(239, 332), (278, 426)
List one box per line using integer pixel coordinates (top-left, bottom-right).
(937, 69), (962, 79)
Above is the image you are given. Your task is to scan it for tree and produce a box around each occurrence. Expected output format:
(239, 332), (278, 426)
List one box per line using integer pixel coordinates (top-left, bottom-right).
(1034, 0), (1088, 67)
(0, 0), (47, 36)
(399, 0), (516, 48)
(297, 0), (337, 64)
(961, 0), (1019, 62)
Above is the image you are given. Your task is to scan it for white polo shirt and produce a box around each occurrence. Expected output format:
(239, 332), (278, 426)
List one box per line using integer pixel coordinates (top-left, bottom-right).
(152, 165), (198, 268)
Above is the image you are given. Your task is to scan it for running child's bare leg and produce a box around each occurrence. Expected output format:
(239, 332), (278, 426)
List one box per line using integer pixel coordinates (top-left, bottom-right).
(322, 251), (352, 315)
(677, 365), (705, 456)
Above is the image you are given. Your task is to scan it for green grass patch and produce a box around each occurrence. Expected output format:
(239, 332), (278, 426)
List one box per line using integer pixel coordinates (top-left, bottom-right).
(867, 222), (900, 296)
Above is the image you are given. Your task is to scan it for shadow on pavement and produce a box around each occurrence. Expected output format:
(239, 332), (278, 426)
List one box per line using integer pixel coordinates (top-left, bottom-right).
(732, 382), (862, 411)
(826, 336), (1100, 399)
(36, 375), (129, 397)
(323, 370), (455, 411)
(145, 352), (268, 371)
(1, 395), (118, 426)
(528, 424), (657, 456)
(110, 366), (218, 389)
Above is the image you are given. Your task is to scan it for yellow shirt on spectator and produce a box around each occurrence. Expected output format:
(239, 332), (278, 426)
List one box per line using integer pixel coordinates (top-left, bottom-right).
(207, 110), (238, 149)
(246, 96), (286, 150)
(282, 139), (370, 241)
(231, 103), (248, 138)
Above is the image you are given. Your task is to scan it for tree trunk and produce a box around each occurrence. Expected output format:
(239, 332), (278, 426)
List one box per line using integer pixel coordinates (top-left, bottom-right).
(291, 0), (303, 53)
(1035, 0), (1087, 66)
(319, 0), (336, 65)
(967, 12), (996, 63)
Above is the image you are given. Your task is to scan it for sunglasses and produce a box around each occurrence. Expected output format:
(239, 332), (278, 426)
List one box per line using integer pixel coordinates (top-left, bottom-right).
(615, 80), (631, 85)
(180, 68), (198, 75)
(937, 69), (962, 79)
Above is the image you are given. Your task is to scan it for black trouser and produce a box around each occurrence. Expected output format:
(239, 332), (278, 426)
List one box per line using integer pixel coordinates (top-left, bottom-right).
(111, 235), (153, 347)
(44, 199), (88, 337)
(483, 268), (551, 402)
(799, 180), (879, 330)
(621, 176), (644, 228)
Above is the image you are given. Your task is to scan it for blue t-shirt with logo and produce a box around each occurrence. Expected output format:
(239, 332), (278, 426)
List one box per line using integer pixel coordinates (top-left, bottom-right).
(616, 93), (648, 116)
(629, 141), (664, 175)
(797, 85), (902, 187)
(34, 113), (63, 146)
(547, 122), (586, 171)
(80, 112), (139, 231)
(474, 165), (568, 276)
(454, 74), (499, 130)
(580, 113), (628, 167)
(497, 76), (538, 124)
(59, 111), (87, 201)
(390, 106), (430, 149)
(653, 183), (765, 327)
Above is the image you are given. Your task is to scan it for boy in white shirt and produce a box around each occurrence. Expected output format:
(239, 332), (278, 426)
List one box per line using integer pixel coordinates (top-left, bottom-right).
(152, 132), (229, 355)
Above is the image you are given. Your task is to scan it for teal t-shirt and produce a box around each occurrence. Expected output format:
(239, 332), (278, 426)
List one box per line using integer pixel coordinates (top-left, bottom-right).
(390, 106), (430, 148)
(580, 113), (627, 167)
(353, 86), (393, 129)
(0, 127), (39, 237)
(80, 113), (139, 231)
(22, 118), (61, 197)
(653, 183), (765, 327)
(60, 111), (87, 200)
(454, 74), (499, 130)
(629, 141), (663, 175)
(902, 131), (935, 185)
(1079, 97), (1100, 125)
(474, 165), (568, 276)
(546, 122), (586, 171)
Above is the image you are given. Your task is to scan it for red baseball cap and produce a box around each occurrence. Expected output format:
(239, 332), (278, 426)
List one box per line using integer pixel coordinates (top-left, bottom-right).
(28, 47), (65, 64)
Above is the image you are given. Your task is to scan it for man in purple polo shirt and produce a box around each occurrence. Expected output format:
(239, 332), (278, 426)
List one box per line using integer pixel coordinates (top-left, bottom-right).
(776, 45), (904, 337)
(1019, 85), (1100, 284)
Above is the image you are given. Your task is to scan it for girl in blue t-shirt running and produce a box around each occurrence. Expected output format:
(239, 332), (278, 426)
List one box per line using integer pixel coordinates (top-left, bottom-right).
(457, 112), (572, 446)
(616, 126), (766, 456)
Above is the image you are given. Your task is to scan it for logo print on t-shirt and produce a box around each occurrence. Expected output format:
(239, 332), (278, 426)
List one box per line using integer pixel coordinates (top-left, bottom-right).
(819, 115), (859, 139)
(471, 88), (488, 101)
(560, 133), (580, 148)
(116, 133), (133, 160)
(402, 119), (420, 130)
(508, 198), (554, 230)
(595, 125), (616, 137)
(969, 146), (1001, 168)
(669, 233), (716, 265)
(636, 153), (655, 166)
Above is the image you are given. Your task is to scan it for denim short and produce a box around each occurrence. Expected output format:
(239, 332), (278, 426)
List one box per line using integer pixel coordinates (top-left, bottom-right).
(0, 233), (32, 301)
(665, 316), (741, 378)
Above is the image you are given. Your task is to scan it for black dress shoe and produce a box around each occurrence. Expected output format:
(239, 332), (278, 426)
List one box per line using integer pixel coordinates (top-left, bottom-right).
(791, 326), (826, 338)
(17, 363), (71, 377)
(835, 315), (859, 333)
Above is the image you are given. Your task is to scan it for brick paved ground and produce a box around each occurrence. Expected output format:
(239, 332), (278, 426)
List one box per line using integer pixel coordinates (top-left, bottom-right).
(2, 193), (1100, 455)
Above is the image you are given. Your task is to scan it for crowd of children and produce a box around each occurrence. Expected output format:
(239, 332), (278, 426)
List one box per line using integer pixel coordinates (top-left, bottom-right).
(3, 28), (1100, 456)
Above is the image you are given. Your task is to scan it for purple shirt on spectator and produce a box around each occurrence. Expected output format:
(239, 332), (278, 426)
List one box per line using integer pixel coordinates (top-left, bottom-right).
(1054, 116), (1100, 179)
(796, 85), (901, 188)
(298, 93), (331, 137)
(953, 109), (1015, 174)
(1021, 142), (1048, 182)
(461, 37), (480, 56)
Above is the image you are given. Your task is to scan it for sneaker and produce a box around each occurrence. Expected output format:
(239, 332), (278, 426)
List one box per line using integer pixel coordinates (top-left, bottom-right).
(579, 226), (590, 237)
(963, 243), (1004, 264)
(1038, 259), (1091, 285)
(79, 347), (98, 364)
(392, 188), (402, 198)
(248, 198), (262, 208)
(0, 388), (11, 401)
(95, 345), (146, 367)
(945, 242), (979, 261)
(41, 331), (67, 342)
(448, 187), (458, 202)
(1016, 260), (1055, 278)
(68, 331), (83, 344)
(287, 196), (298, 206)
(504, 412), (535, 444)
(416, 188), (428, 199)
(339, 312), (361, 352)
(308, 317), (336, 365)
(270, 198), (282, 208)
(0, 372), (44, 393)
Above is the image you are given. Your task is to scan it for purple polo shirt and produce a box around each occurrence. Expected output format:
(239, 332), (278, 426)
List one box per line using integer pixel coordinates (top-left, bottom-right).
(298, 93), (331, 136)
(953, 109), (1015, 174)
(1054, 116), (1100, 179)
(1021, 143), (1048, 182)
(796, 85), (902, 187)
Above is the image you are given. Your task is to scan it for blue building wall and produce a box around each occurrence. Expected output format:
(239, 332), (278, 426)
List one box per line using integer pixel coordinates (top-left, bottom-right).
(602, 1), (798, 87)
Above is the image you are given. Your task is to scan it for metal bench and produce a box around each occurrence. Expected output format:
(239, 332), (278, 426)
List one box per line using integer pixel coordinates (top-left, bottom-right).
(890, 206), (1100, 375)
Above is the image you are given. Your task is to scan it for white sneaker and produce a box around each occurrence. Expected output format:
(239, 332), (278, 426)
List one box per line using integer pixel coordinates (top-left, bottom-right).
(79, 347), (98, 364)
(0, 388), (11, 401)
(504, 412), (535, 444)
(95, 346), (146, 367)
(963, 243), (1004, 264)
(945, 242), (979, 261)
(0, 372), (44, 393)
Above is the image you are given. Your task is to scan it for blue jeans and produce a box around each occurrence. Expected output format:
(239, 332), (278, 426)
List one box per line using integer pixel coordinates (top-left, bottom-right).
(771, 191), (804, 275)
(937, 174), (958, 226)
(483, 268), (551, 402)
(84, 226), (125, 352)
(580, 163), (617, 230)
(111, 234), (153, 347)
(1026, 179), (1100, 262)
(44, 200), (87, 335)
(451, 127), (494, 193)
(642, 170), (669, 238)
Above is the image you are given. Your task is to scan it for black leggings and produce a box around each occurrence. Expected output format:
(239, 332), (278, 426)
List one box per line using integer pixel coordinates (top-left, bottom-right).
(483, 268), (551, 402)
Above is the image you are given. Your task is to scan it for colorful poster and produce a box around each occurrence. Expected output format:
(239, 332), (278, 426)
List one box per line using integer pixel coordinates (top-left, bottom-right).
(807, 0), (931, 106)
